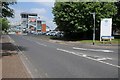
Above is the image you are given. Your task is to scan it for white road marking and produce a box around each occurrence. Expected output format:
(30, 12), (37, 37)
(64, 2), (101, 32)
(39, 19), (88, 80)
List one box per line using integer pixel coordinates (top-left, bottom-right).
(57, 48), (120, 68)
(26, 57), (28, 60)
(97, 57), (113, 61)
(7, 35), (15, 43)
(83, 54), (87, 57)
(36, 42), (47, 46)
(45, 73), (49, 77)
(9, 35), (48, 78)
(7, 35), (34, 78)
(97, 58), (108, 61)
(73, 47), (114, 52)
(16, 46), (34, 78)
(35, 69), (38, 72)
(22, 36), (47, 47)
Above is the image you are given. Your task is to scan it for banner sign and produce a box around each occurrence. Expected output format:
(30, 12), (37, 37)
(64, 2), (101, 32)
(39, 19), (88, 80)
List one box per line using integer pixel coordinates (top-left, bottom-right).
(100, 18), (112, 41)
(28, 16), (37, 27)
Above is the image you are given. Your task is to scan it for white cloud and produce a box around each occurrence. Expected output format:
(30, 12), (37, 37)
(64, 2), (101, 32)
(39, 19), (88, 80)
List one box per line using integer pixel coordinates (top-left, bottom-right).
(8, 3), (56, 29)
(39, 16), (57, 30)
(17, 0), (55, 2)
(8, 8), (24, 25)
(29, 8), (47, 15)
(8, 8), (56, 29)
(39, 2), (55, 7)
(17, 0), (55, 7)
(47, 20), (57, 30)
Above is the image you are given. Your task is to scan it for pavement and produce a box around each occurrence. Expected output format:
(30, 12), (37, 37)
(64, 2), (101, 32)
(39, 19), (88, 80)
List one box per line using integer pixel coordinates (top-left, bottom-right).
(0, 35), (31, 79)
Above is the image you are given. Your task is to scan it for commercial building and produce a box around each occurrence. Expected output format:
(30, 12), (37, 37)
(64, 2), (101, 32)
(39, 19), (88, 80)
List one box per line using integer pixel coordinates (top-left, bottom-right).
(20, 12), (47, 33)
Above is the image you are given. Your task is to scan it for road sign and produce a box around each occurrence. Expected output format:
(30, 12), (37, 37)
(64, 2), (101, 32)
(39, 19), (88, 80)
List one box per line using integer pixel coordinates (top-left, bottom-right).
(100, 18), (112, 41)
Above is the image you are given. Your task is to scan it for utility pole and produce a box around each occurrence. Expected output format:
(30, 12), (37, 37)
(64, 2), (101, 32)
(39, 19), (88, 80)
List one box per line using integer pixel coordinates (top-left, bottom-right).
(90, 12), (96, 45)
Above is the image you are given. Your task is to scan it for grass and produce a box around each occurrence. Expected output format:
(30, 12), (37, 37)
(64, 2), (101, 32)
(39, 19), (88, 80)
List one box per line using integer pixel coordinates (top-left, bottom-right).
(49, 35), (119, 44)
(79, 39), (119, 44)
(50, 36), (120, 44)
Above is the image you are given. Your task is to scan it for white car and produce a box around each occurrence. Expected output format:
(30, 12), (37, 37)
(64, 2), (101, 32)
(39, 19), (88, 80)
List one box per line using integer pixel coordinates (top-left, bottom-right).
(46, 31), (52, 36)
(50, 31), (56, 36)
(37, 32), (42, 35)
(33, 32), (38, 35)
(31, 31), (35, 34)
(56, 32), (64, 37)
(50, 31), (59, 36)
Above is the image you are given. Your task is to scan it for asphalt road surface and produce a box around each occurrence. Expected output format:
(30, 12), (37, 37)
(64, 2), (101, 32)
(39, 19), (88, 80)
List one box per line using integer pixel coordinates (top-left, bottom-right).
(9, 34), (119, 78)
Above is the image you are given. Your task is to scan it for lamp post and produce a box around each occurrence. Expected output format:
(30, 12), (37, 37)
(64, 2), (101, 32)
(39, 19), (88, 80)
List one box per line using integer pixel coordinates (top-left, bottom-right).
(90, 12), (96, 45)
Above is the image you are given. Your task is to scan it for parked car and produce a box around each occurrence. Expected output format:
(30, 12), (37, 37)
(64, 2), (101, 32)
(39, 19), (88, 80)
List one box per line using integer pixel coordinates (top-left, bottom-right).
(31, 31), (35, 34)
(41, 32), (46, 35)
(46, 31), (51, 36)
(37, 32), (42, 35)
(50, 31), (57, 36)
(46, 31), (55, 36)
(33, 32), (38, 35)
(56, 31), (64, 37)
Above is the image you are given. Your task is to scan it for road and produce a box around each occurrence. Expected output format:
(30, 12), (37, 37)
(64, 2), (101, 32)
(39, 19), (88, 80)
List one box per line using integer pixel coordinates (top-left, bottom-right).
(9, 34), (119, 78)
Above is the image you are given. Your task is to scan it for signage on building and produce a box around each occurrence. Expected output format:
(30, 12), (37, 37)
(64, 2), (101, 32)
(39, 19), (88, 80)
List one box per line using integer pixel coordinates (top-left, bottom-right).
(28, 16), (37, 28)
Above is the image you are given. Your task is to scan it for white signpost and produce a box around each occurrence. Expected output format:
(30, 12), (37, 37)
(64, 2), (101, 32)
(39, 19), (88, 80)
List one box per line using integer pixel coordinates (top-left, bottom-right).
(100, 18), (114, 41)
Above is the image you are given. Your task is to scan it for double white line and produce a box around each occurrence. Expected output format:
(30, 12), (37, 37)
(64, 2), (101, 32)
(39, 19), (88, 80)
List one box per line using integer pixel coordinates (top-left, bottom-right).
(73, 47), (114, 53)
(57, 48), (120, 68)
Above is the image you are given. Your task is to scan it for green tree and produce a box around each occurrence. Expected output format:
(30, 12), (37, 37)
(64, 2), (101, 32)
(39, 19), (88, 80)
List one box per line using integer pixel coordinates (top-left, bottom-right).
(0, 18), (9, 33)
(113, 1), (120, 33)
(0, 0), (16, 33)
(52, 2), (117, 39)
(1, 1), (16, 18)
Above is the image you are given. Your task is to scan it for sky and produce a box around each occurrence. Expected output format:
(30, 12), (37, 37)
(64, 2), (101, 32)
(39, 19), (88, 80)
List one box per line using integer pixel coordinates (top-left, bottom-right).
(8, 0), (57, 30)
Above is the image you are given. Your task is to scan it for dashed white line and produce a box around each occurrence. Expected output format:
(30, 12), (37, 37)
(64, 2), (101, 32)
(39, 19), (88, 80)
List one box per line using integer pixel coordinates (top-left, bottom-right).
(73, 47), (114, 52)
(83, 54), (87, 57)
(22, 36), (47, 47)
(35, 69), (38, 72)
(45, 73), (49, 77)
(97, 58), (108, 61)
(26, 57), (28, 60)
(57, 48), (120, 68)
(7, 35), (15, 43)
(36, 42), (47, 47)
(97, 57), (113, 61)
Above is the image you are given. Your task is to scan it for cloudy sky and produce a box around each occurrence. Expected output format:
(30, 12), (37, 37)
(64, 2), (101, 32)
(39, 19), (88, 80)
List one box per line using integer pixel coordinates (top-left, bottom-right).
(8, 0), (57, 30)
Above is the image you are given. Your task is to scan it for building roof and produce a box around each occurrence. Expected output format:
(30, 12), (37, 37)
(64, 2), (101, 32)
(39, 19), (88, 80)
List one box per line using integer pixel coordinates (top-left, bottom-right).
(20, 12), (37, 16)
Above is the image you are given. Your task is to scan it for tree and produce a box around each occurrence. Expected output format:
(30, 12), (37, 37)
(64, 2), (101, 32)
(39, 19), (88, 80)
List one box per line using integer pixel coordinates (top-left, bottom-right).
(113, 1), (120, 34)
(0, 0), (16, 33)
(1, 1), (16, 18)
(0, 18), (9, 33)
(52, 2), (117, 39)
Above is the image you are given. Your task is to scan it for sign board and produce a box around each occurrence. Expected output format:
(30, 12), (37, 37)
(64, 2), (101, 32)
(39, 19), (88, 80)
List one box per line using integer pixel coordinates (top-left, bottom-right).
(28, 16), (37, 28)
(100, 18), (112, 41)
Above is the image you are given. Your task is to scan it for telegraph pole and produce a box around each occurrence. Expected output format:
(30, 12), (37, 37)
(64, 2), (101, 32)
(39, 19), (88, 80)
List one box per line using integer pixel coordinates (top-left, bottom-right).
(90, 12), (96, 45)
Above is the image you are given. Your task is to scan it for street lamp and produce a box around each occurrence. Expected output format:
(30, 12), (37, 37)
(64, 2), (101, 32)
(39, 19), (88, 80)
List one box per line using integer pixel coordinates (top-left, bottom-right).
(90, 12), (96, 45)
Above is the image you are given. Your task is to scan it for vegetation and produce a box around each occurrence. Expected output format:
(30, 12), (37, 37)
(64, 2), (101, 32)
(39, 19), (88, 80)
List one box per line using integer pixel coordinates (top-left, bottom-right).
(1, 1), (16, 18)
(0, 1), (16, 33)
(0, 18), (9, 33)
(113, 1), (120, 32)
(52, 1), (119, 40)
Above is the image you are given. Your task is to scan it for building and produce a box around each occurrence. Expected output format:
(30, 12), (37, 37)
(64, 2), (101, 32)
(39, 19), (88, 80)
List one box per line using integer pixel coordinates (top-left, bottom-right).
(20, 12), (47, 33)
(21, 12), (37, 29)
